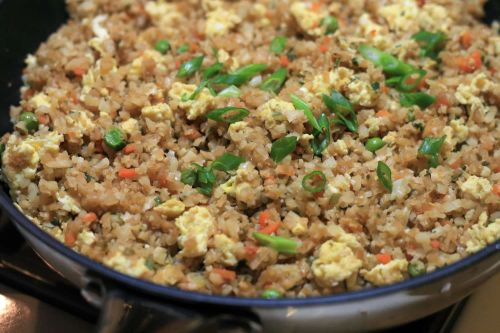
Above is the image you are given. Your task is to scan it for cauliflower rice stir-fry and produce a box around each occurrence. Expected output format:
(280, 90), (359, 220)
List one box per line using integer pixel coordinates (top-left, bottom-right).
(1, 0), (499, 298)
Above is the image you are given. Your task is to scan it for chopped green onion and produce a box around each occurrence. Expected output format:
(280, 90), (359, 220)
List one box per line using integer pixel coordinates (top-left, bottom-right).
(154, 196), (163, 206)
(203, 62), (224, 80)
(290, 94), (321, 132)
(365, 137), (385, 152)
(217, 85), (241, 98)
(177, 43), (189, 54)
(311, 113), (331, 156)
(181, 163), (217, 196)
(261, 288), (283, 299)
(211, 64), (267, 86)
(182, 80), (209, 102)
(104, 127), (126, 151)
(260, 68), (287, 94)
(181, 168), (197, 186)
(408, 261), (426, 277)
(400, 92), (436, 109)
(145, 257), (155, 270)
(359, 44), (415, 77)
(19, 112), (39, 133)
(377, 161), (393, 192)
(321, 15), (338, 35)
(398, 69), (427, 92)
(154, 40), (170, 54)
(322, 91), (358, 133)
(412, 31), (447, 60)
(253, 232), (297, 254)
(270, 36), (288, 55)
(418, 136), (446, 168)
(211, 153), (245, 172)
(302, 170), (327, 193)
(270, 136), (298, 163)
(177, 55), (204, 78)
(407, 110), (415, 122)
(371, 82), (380, 91)
(206, 107), (249, 124)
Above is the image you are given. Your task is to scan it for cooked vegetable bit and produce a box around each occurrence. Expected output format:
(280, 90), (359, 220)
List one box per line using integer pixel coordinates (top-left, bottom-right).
(253, 232), (297, 254)
(412, 31), (447, 59)
(365, 137), (385, 152)
(321, 16), (338, 35)
(155, 39), (171, 54)
(377, 161), (393, 192)
(270, 36), (288, 55)
(177, 55), (204, 78)
(19, 112), (39, 133)
(400, 92), (436, 109)
(270, 136), (298, 163)
(418, 136), (446, 168)
(322, 91), (358, 132)
(260, 68), (287, 94)
(206, 107), (249, 124)
(104, 127), (126, 151)
(302, 170), (327, 193)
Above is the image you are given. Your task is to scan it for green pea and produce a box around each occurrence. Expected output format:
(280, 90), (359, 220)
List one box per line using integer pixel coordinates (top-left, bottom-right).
(365, 137), (385, 152)
(321, 16), (338, 35)
(261, 289), (283, 299)
(104, 127), (126, 151)
(19, 112), (39, 133)
(408, 261), (426, 277)
(155, 40), (171, 54)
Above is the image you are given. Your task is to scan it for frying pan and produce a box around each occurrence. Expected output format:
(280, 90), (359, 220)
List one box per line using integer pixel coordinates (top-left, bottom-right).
(1, 1), (499, 332)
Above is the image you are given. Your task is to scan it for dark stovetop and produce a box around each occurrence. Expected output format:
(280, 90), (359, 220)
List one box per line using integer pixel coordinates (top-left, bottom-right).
(0, 221), (466, 333)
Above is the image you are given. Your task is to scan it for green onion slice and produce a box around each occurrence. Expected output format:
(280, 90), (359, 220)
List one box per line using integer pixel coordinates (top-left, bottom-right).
(412, 31), (447, 59)
(260, 68), (287, 94)
(398, 69), (427, 92)
(290, 94), (321, 132)
(270, 136), (298, 163)
(177, 55), (204, 78)
(211, 153), (245, 172)
(217, 85), (241, 98)
(211, 64), (267, 86)
(206, 107), (249, 124)
(270, 36), (288, 55)
(261, 288), (283, 299)
(302, 170), (327, 193)
(177, 43), (189, 54)
(322, 91), (358, 133)
(311, 113), (331, 156)
(400, 92), (436, 109)
(155, 40), (170, 54)
(253, 232), (297, 254)
(418, 135), (446, 168)
(377, 161), (393, 192)
(203, 62), (224, 80)
(321, 15), (338, 35)
(359, 44), (415, 77)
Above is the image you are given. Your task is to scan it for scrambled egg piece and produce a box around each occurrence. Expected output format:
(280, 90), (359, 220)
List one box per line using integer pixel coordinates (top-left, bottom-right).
(309, 67), (354, 96)
(326, 224), (362, 249)
(363, 259), (408, 286)
(120, 118), (140, 136)
(145, 1), (183, 34)
(459, 175), (492, 200)
(141, 103), (173, 122)
(104, 252), (148, 278)
(252, 3), (271, 27)
(383, 131), (397, 145)
(455, 73), (493, 111)
(30, 93), (51, 109)
(331, 139), (348, 156)
(462, 213), (500, 253)
(257, 98), (298, 138)
(77, 230), (96, 246)
(154, 198), (186, 218)
(221, 163), (262, 207)
(443, 119), (469, 149)
(25, 54), (37, 67)
(346, 79), (377, 107)
(284, 211), (309, 236)
(213, 234), (238, 266)
(205, 8), (242, 37)
(357, 13), (392, 50)
(175, 206), (215, 257)
(201, 0), (223, 11)
(312, 240), (363, 287)
(56, 192), (81, 214)
(217, 49), (239, 71)
(290, 2), (325, 36)
(168, 82), (215, 120)
(379, 0), (419, 33)
(419, 4), (452, 33)
(364, 117), (382, 134)
(2, 132), (63, 190)
(129, 50), (164, 76)
(152, 264), (184, 285)
(325, 174), (351, 201)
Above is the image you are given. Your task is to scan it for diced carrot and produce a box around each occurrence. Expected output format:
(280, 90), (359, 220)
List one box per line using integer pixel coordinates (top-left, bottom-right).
(118, 168), (138, 179)
(213, 268), (236, 281)
(38, 115), (48, 125)
(492, 184), (500, 196)
(279, 54), (290, 67)
(259, 222), (280, 235)
(259, 211), (270, 227)
(245, 244), (258, 256)
(430, 240), (440, 249)
(123, 144), (136, 154)
(460, 31), (472, 49)
(449, 158), (462, 170)
(376, 253), (392, 264)
(369, 29), (377, 37)
(416, 0), (426, 7)
(189, 43), (199, 52)
(310, 2), (322, 12)
(184, 127), (202, 140)
(319, 37), (331, 53)
(436, 95), (450, 107)
(457, 50), (482, 73)
(64, 230), (77, 246)
(73, 67), (86, 76)
(82, 212), (98, 224)
(376, 109), (390, 118)
(380, 84), (389, 94)
(313, 191), (325, 199)
(175, 59), (181, 69)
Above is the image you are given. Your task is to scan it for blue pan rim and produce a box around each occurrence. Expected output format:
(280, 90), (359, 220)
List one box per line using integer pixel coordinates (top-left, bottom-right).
(2, 189), (499, 308)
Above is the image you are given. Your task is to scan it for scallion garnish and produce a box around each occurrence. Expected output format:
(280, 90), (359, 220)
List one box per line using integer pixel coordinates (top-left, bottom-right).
(270, 136), (298, 163)
(211, 153), (246, 172)
(206, 107), (249, 124)
(359, 44), (415, 77)
(217, 85), (241, 98)
(260, 68), (287, 94)
(290, 94), (320, 132)
(377, 161), (393, 192)
(155, 40), (170, 54)
(261, 288), (283, 299)
(270, 36), (288, 55)
(302, 170), (327, 193)
(400, 92), (436, 109)
(311, 113), (331, 156)
(177, 43), (189, 54)
(418, 135), (446, 168)
(177, 55), (204, 78)
(211, 64), (267, 86)
(412, 31), (447, 59)
(322, 91), (358, 133)
(321, 15), (338, 35)
(203, 62), (224, 80)
(253, 232), (297, 254)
